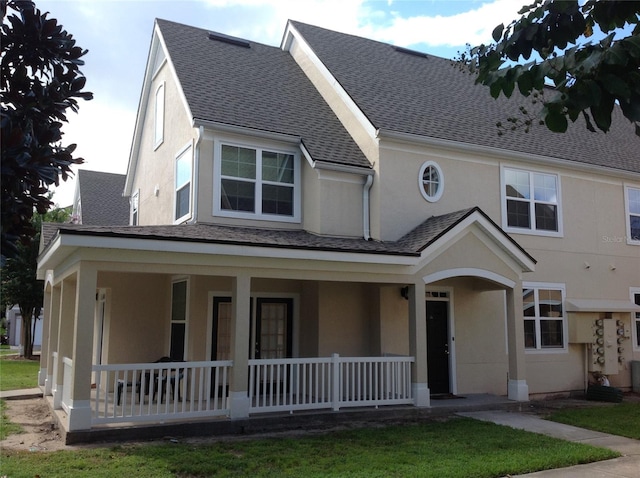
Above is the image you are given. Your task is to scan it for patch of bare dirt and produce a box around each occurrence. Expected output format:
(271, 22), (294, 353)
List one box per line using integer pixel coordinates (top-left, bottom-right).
(1, 398), (67, 452)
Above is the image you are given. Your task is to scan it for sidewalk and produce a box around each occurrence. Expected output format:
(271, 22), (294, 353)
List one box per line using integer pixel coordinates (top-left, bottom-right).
(459, 410), (640, 478)
(0, 388), (43, 400)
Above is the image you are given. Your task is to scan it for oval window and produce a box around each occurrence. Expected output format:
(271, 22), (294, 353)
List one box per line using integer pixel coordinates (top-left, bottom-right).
(419, 161), (443, 202)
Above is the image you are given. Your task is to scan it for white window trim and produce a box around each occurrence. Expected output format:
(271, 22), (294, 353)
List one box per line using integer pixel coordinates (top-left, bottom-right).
(624, 185), (640, 245)
(213, 138), (301, 223)
(153, 83), (165, 150)
(130, 189), (140, 225)
(523, 282), (568, 354)
(631, 287), (640, 351)
(169, 277), (189, 361)
(174, 142), (193, 224)
(418, 160), (444, 202)
(500, 165), (563, 237)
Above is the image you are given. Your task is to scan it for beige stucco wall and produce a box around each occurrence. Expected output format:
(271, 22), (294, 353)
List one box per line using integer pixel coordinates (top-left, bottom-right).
(97, 272), (169, 364)
(131, 60), (196, 226)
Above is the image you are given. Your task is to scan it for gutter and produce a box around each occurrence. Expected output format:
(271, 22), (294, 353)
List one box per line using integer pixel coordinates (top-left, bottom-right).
(188, 126), (204, 224)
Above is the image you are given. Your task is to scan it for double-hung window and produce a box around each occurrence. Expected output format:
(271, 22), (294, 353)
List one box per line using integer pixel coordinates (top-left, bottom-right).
(130, 190), (139, 225)
(175, 144), (192, 222)
(502, 167), (561, 235)
(215, 141), (300, 222)
(523, 284), (566, 351)
(170, 279), (188, 361)
(625, 187), (640, 244)
(632, 288), (640, 350)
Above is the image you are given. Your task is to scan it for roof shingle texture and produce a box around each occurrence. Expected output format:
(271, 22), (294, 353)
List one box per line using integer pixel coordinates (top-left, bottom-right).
(290, 21), (640, 174)
(156, 19), (371, 169)
(77, 170), (130, 226)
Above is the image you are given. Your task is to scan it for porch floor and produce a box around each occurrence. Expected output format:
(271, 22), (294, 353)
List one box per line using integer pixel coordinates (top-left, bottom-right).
(54, 393), (522, 445)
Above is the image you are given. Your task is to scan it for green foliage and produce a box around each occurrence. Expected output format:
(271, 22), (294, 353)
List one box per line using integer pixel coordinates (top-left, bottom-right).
(1, 0), (92, 257)
(0, 358), (40, 390)
(0, 418), (618, 477)
(458, 0), (640, 136)
(0, 203), (70, 357)
(548, 402), (640, 439)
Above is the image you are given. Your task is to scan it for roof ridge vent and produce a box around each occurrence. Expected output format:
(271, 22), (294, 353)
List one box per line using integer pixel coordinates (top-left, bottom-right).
(208, 31), (251, 48)
(393, 45), (428, 59)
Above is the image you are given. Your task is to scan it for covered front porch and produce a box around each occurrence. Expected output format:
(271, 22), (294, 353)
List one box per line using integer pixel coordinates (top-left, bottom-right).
(36, 208), (536, 435)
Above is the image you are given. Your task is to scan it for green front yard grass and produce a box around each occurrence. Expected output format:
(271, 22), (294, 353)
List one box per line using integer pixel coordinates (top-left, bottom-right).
(548, 401), (640, 440)
(0, 357), (40, 391)
(0, 417), (618, 478)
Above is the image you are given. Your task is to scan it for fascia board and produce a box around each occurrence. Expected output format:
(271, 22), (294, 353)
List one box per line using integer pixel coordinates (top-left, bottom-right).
(377, 129), (640, 181)
(49, 232), (417, 267)
(282, 22), (378, 142)
(195, 119), (301, 144)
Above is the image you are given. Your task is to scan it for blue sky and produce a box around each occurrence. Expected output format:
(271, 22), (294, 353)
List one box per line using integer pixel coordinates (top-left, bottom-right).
(34, 0), (527, 206)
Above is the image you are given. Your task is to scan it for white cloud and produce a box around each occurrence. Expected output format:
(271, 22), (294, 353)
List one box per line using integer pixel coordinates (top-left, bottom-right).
(359, 0), (526, 48)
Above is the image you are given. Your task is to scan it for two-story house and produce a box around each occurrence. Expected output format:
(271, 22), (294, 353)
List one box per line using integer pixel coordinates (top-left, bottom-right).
(37, 19), (640, 437)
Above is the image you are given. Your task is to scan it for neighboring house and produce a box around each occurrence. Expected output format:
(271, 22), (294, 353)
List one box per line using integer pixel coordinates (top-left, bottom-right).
(36, 19), (640, 435)
(71, 170), (130, 225)
(4, 306), (43, 350)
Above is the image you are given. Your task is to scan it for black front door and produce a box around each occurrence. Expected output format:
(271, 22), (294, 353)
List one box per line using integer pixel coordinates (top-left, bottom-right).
(426, 300), (450, 395)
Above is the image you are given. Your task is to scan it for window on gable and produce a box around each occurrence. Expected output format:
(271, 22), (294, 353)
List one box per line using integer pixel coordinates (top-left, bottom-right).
(626, 187), (640, 243)
(215, 141), (300, 222)
(130, 190), (139, 225)
(175, 145), (192, 222)
(154, 83), (165, 148)
(523, 284), (566, 351)
(503, 167), (561, 235)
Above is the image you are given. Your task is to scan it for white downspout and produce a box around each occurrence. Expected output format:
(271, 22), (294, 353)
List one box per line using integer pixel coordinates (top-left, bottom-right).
(188, 126), (204, 224)
(363, 173), (374, 241)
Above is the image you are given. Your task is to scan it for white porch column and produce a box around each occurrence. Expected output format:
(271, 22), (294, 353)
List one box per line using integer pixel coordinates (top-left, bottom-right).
(54, 277), (76, 409)
(67, 264), (97, 431)
(408, 282), (430, 407)
(506, 285), (529, 401)
(44, 284), (61, 395)
(229, 273), (251, 419)
(38, 285), (52, 387)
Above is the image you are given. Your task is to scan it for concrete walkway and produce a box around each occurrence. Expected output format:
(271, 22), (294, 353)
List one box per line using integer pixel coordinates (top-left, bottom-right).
(459, 410), (640, 478)
(0, 388), (43, 400)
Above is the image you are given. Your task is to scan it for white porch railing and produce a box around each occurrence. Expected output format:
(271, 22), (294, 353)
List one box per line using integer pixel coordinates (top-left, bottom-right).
(62, 357), (73, 413)
(91, 360), (232, 425)
(50, 351), (58, 397)
(248, 354), (414, 414)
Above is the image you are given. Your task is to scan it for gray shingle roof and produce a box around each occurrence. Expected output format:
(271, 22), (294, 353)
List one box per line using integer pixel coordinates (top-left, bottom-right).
(290, 21), (640, 174)
(41, 207), (526, 261)
(156, 19), (371, 170)
(77, 170), (130, 226)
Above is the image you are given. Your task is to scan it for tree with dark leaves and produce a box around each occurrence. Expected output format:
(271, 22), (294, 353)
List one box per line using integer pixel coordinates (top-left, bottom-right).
(458, 0), (640, 136)
(1, 203), (70, 358)
(1, 0), (92, 258)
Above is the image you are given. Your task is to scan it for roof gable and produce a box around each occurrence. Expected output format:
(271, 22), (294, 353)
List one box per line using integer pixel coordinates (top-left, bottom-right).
(154, 19), (370, 170)
(289, 21), (640, 175)
(76, 170), (129, 226)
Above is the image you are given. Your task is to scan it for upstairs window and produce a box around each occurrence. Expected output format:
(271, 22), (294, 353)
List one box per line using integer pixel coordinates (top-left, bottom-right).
(626, 187), (640, 244)
(419, 161), (444, 202)
(502, 167), (561, 236)
(632, 288), (640, 350)
(154, 83), (165, 148)
(214, 141), (300, 222)
(130, 190), (139, 225)
(175, 144), (192, 222)
(523, 284), (566, 351)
